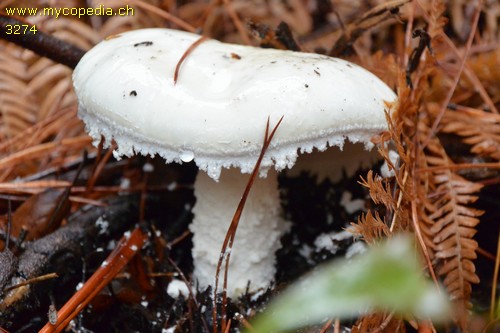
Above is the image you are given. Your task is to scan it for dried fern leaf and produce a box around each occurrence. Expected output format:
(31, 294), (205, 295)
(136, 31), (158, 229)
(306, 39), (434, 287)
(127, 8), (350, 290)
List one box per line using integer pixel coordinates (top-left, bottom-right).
(0, 44), (39, 140)
(421, 134), (483, 323)
(359, 170), (396, 211)
(350, 211), (390, 244)
(0, 16), (98, 141)
(435, 106), (500, 161)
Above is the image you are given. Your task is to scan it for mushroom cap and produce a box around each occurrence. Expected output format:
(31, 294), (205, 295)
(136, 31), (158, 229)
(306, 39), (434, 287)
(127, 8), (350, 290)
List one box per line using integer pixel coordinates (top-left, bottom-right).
(73, 28), (396, 181)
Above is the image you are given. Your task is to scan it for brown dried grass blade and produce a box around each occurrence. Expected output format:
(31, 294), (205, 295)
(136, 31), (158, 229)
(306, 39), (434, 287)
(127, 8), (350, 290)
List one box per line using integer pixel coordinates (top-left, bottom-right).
(128, 0), (196, 33)
(212, 115), (283, 333)
(174, 36), (209, 84)
(423, 1), (481, 147)
(222, 0), (251, 45)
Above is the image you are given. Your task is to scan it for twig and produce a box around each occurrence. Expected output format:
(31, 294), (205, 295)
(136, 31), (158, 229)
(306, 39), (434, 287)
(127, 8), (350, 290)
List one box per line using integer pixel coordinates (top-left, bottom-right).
(38, 226), (147, 333)
(0, 195), (141, 321)
(329, 0), (408, 57)
(477, 247), (496, 261)
(0, 15), (85, 69)
(167, 230), (192, 248)
(319, 318), (334, 333)
(67, 196), (108, 207)
(0, 107), (78, 154)
(0, 136), (92, 173)
(223, 319), (232, 333)
(3, 273), (58, 293)
(86, 143), (115, 192)
(0, 180), (72, 191)
(233, 313), (255, 332)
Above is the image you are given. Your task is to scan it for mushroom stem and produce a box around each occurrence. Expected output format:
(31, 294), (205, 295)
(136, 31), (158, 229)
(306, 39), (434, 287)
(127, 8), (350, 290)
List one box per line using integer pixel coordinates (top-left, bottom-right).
(190, 168), (289, 297)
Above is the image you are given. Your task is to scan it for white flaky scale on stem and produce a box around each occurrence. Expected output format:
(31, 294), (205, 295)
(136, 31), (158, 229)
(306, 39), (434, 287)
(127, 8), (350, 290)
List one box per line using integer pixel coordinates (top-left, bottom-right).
(72, 28), (397, 297)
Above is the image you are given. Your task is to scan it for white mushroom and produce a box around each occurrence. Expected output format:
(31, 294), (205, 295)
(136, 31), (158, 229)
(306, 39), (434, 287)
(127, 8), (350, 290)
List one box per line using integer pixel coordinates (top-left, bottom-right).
(72, 28), (397, 297)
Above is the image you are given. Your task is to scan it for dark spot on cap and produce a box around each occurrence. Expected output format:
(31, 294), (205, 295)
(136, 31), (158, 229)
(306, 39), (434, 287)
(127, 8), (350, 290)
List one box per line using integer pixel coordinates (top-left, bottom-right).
(346, 63), (353, 68)
(230, 53), (241, 60)
(305, 84), (309, 88)
(130, 90), (137, 97)
(134, 41), (153, 47)
(314, 70), (320, 76)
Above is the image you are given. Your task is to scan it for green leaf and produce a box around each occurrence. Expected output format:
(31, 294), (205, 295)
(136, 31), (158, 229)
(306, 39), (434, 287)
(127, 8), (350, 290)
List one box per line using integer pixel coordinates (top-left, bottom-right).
(248, 236), (449, 333)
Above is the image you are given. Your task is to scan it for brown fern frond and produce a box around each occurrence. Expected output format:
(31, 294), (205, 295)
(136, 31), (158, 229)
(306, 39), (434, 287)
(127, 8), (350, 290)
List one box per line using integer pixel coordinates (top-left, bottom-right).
(0, 16), (97, 142)
(467, 49), (500, 98)
(425, 0), (448, 37)
(352, 74), (418, 243)
(349, 211), (390, 244)
(359, 52), (399, 90)
(397, 4), (491, 326)
(0, 43), (38, 140)
(359, 170), (396, 211)
(435, 105), (500, 161)
(419, 130), (483, 324)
